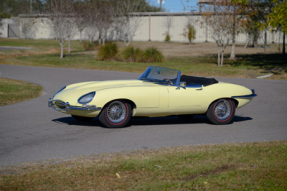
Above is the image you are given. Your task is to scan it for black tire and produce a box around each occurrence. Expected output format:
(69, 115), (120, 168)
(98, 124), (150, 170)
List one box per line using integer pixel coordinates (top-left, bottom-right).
(206, 99), (235, 125)
(99, 100), (132, 128)
(72, 115), (94, 121)
(178, 114), (195, 120)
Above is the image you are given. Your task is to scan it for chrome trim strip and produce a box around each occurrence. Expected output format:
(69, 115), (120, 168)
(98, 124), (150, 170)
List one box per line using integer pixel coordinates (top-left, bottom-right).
(48, 98), (101, 112)
(231, 94), (257, 98)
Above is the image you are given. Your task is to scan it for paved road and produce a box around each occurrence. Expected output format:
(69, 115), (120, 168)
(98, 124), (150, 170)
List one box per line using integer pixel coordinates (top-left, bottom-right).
(0, 64), (287, 166)
(0, 46), (32, 51)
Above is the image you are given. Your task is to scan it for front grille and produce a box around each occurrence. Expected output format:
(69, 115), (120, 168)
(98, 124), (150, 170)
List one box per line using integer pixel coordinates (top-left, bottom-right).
(53, 100), (66, 110)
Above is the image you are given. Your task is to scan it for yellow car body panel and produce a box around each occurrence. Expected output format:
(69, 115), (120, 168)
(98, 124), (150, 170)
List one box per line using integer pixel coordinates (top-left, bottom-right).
(53, 80), (254, 118)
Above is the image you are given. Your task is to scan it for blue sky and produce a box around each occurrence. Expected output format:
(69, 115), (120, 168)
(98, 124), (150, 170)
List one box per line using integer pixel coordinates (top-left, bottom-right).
(149, 0), (198, 12)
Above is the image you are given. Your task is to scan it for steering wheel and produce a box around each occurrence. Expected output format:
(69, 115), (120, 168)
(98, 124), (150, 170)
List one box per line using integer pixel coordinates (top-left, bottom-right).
(163, 78), (173, 85)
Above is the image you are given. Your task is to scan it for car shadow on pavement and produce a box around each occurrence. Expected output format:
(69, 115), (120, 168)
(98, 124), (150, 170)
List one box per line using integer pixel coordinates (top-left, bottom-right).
(52, 117), (102, 127)
(233, 116), (253, 122)
(52, 115), (252, 128)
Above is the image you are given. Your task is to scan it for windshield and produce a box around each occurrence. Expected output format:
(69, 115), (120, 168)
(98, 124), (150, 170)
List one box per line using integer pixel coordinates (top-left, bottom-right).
(138, 66), (179, 85)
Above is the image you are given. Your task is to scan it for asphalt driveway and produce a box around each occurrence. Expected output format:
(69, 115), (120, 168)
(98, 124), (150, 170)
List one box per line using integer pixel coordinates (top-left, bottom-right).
(0, 64), (286, 166)
(0, 46), (32, 51)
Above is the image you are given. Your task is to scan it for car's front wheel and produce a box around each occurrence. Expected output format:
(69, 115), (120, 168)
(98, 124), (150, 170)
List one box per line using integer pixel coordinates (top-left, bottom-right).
(206, 99), (235, 125)
(72, 115), (94, 122)
(99, 100), (132, 128)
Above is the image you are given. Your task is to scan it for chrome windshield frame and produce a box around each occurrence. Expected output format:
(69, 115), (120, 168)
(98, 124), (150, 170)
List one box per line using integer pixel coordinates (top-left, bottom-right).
(138, 66), (181, 87)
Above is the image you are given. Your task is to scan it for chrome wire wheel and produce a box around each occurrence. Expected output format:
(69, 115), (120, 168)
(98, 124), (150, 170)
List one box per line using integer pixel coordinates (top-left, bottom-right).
(213, 99), (232, 120)
(106, 101), (127, 124)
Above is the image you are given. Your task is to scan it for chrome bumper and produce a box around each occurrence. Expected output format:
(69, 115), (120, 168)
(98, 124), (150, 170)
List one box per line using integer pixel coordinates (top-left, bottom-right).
(48, 98), (101, 112)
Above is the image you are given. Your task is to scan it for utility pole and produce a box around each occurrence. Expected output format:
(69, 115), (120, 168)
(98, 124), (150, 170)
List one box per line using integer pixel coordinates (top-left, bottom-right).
(30, 0), (32, 14)
(159, 0), (163, 12)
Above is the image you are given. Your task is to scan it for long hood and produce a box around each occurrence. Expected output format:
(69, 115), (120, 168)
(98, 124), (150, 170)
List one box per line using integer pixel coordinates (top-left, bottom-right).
(65, 80), (157, 91)
(53, 80), (157, 105)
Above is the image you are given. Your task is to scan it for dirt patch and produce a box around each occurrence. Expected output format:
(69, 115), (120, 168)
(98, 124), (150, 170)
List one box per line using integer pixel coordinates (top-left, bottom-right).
(119, 42), (282, 58)
(182, 164), (236, 181)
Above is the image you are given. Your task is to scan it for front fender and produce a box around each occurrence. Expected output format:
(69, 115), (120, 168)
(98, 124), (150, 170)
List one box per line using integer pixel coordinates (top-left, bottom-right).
(87, 86), (160, 109)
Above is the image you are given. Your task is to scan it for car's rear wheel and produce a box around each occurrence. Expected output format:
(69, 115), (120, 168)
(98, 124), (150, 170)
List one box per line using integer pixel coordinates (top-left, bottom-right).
(99, 100), (132, 128)
(72, 115), (94, 121)
(206, 99), (235, 125)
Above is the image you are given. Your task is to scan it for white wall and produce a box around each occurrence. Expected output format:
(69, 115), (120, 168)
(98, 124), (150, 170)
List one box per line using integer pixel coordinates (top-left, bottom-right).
(0, 19), (17, 38)
(4, 14), (285, 44)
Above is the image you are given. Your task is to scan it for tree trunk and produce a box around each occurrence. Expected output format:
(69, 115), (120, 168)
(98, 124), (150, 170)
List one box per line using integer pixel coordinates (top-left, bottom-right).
(98, 30), (102, 45)
(254, 39), (257, 48)
(264, 30), (267, 53)
(230, 41), (235, 59)
(244, 37), (250, 49)
(79, 32), (82, 42)
(283, 32), (286, 55)
(229, 11), (236, 60)
(68, 40), (70, 53)
(124, 39), (130, 46)
(60, 42), (64, 58)
(221, 50), (224, 66)
(89, 37), (93, 43)
(217, 47), (220, 67)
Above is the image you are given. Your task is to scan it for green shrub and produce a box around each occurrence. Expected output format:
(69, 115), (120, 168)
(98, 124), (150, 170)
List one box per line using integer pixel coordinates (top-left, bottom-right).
(98, 43), (118, 61)
(82, 41), (98, 51)
(182, 23), (196, 44)
(163, 32), (171, 43)
(141, 47), (164, 63)
(122, 46), (142, 62)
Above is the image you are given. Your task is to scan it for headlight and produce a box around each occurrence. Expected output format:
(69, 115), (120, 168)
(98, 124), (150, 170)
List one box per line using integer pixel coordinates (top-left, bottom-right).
(53, 86), (66, 97)
(78, 91), (96, 104)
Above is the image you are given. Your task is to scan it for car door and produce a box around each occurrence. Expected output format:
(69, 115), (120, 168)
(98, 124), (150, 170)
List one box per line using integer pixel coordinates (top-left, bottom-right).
(167, 85), (205, 113)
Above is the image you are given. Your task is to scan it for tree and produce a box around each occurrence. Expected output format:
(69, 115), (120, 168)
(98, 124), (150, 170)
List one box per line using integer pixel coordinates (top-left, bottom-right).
(201, 0), (234, 66)
(95, 1), (114, 45)
(163, 16), (173, 42)
(44, 0), (77, 58)
(73, 1), (88, 42)
(182, 21), (196, 44)
(20, 18), (38, 39)
(266, 0), (287, 55)
(1, 0), (45, 16)
(244, 0), (274, 53)
(115, 0), (148, 46)
(229, 0), (248, 59)
(244, 18), (261, 48)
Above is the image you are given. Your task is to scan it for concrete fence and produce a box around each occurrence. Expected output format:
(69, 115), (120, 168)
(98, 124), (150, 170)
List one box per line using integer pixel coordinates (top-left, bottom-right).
(0, 12), (286, 44)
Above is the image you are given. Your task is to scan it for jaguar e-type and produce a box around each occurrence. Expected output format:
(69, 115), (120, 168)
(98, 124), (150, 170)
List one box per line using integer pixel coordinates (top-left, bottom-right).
(48, 66), (256, 127)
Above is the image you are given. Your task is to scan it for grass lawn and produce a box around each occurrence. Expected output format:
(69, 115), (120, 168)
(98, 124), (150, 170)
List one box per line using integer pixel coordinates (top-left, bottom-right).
(0, 78), (43, 106)
(0, 141), (286, 190)
(1, 39), (286, 79)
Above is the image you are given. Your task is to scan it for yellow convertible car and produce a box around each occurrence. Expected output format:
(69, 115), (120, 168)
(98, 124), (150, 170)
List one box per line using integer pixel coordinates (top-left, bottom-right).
(48, 66), (256, 128)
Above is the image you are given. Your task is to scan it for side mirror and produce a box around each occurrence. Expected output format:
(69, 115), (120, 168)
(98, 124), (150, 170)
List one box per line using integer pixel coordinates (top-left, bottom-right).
(180, 82), (186, 87)
(176, 82), (186, 90)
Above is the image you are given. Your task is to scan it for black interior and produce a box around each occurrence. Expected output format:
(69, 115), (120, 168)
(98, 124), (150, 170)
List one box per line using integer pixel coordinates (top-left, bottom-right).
(180, 75), (218, 87)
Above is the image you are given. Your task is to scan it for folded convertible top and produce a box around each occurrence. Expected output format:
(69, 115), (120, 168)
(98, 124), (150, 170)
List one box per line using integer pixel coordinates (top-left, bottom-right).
(180, 75), (218, 87)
